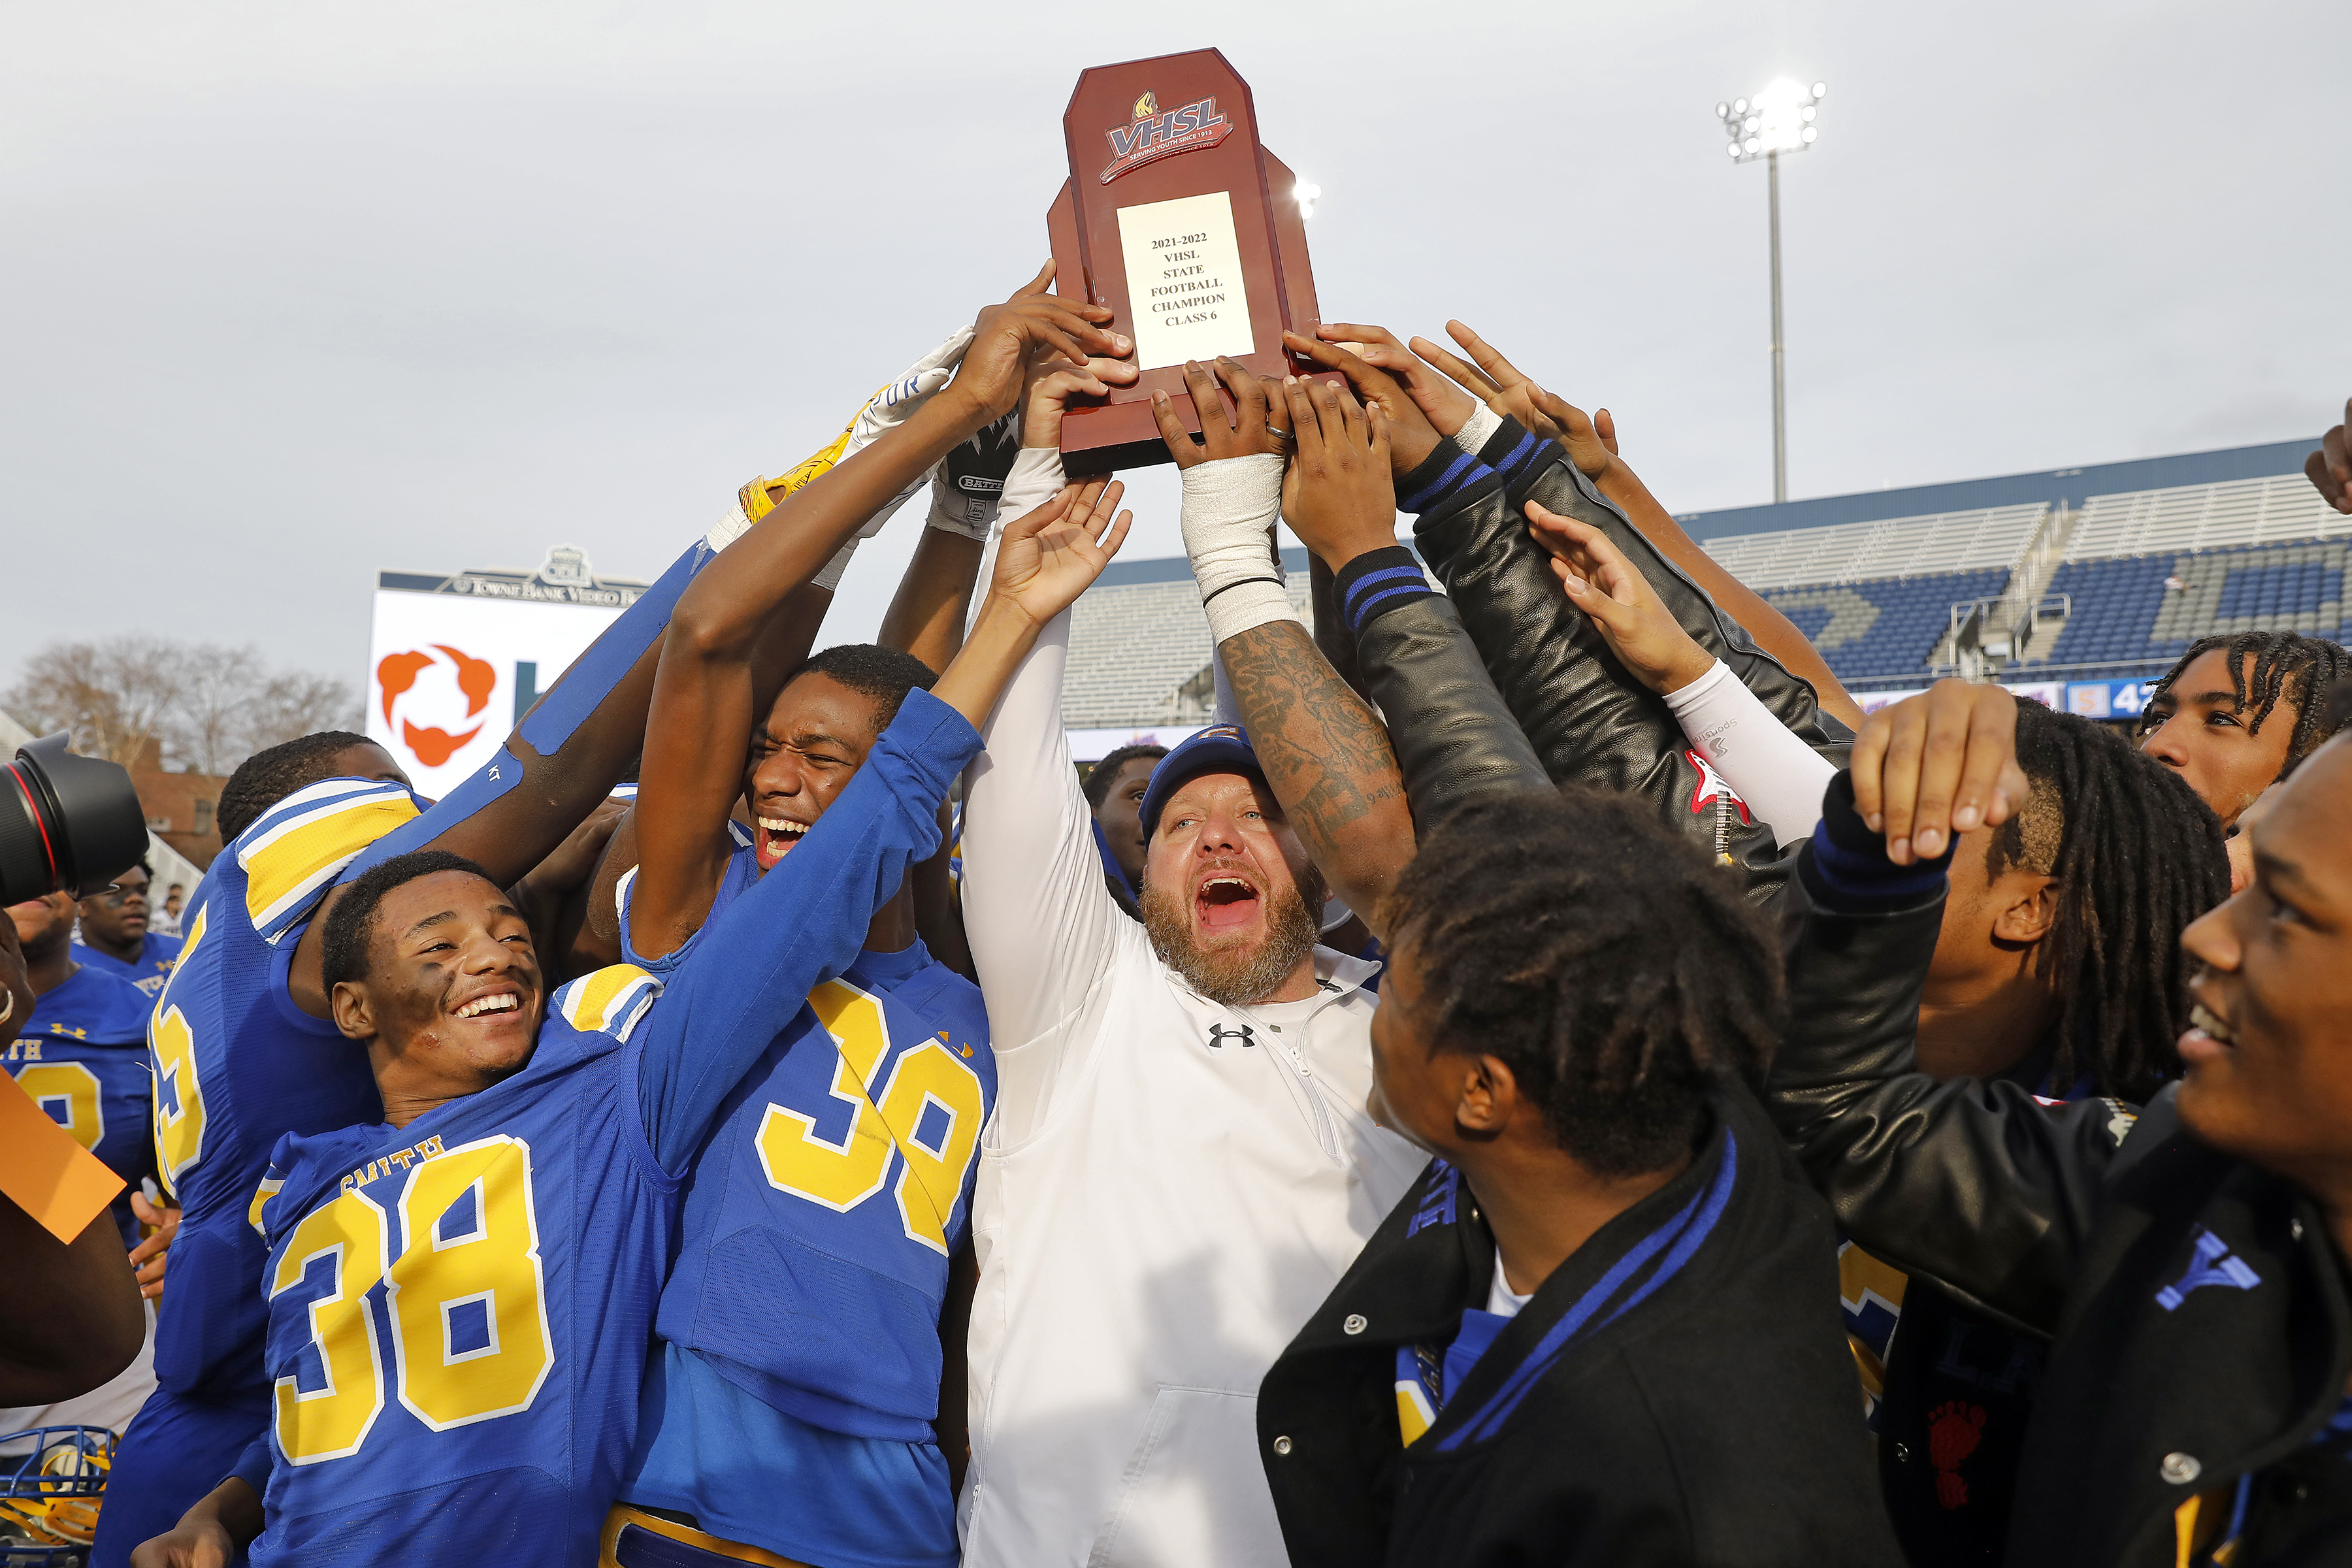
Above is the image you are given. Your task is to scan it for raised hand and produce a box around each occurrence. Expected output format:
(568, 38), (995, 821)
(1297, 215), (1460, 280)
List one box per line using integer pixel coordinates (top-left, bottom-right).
(1281, 333), (1441, 478)
(990, 479), (1134, 627)
(1526, 502), (1712, 696)
(1278, 375), (1396, 571)
(1022, 351), (1141, 450)
(1414, 321), (1614, 480)
(955, 263), (1130, 424)
(2310, 398), (2351, 515)
(1315, 322), (1478, 436)
(1148, 356), (1288, 468)
(1850, 681), (2031, 867)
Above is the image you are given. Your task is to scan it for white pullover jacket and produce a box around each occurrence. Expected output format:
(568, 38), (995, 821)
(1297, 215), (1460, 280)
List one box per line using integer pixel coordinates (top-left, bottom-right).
(957, 598), (1423, 1568)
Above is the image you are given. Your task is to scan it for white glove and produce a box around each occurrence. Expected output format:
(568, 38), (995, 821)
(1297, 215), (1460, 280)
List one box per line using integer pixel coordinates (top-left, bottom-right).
(1181, 454), (1296, 645)
(849, 324), (978, 457)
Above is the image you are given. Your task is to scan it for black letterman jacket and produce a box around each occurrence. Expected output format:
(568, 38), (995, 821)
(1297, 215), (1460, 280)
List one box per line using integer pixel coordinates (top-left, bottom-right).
(1254, 1086), (1901, 1568)
(1772, 780), (2352, 1566)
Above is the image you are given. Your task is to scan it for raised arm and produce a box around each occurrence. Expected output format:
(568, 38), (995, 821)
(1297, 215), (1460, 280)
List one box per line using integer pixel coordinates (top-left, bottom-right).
(1290, 333), (1802, 902)
(1147, 358), (1415, 934)
(629, 274), (1125, 962)
(1411, 321), (1862, 730)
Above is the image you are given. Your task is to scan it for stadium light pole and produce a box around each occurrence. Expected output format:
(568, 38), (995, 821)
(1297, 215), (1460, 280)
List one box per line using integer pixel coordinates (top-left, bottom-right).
(1717, 79), (1824, 504)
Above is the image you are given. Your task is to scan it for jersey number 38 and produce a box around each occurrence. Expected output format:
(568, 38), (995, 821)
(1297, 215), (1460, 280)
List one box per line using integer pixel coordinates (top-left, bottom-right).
(268, 1135), (551, 1465)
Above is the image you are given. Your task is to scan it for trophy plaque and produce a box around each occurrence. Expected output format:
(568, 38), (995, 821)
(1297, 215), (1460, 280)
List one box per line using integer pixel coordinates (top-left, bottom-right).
(1047, 48), (1339, 474)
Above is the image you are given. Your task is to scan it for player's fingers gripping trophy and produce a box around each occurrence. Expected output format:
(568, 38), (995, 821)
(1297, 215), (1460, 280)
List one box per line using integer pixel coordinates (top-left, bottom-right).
(955, 261), (1129, 422)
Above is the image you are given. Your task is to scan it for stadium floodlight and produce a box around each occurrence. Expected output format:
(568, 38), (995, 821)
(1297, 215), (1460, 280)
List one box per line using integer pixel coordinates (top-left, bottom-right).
(1294, 180), (1322, 219)
(1715, 78), (1826, 503)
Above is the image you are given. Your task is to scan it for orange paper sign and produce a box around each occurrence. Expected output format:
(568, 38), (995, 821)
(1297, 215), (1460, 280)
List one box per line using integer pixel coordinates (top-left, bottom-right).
(0, 1069), (126, 1244)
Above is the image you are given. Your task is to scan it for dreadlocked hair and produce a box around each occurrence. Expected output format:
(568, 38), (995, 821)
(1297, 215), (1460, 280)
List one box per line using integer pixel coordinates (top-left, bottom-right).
(1991, 703), (2230, 1101)
(1379, 787), (1783, 1178)
(2140, 630), (2352, 775)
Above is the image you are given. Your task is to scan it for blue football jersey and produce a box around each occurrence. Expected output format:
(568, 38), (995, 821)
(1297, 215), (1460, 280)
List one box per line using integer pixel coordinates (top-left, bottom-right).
(146, 776), (444, 1399)
(74, 930), (184, 998)
(7, 963), (154, 1248)
(621, 841), (994, 1438)
(241, 691), (981, 1567)
(248, 969), (671, 1565)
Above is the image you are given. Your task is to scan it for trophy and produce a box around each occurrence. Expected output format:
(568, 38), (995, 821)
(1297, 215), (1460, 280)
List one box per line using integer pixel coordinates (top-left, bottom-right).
(1047, 48), (1338, 473)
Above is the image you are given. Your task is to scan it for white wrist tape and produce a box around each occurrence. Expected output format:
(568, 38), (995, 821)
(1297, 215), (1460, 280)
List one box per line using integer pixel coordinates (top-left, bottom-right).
(1452, 401), (1503, 458)
(810, 536), (861, 593)
(705, 500), (753, 554)
(1662, 659), (1840, 848)
(1181, 453), (1296, 645)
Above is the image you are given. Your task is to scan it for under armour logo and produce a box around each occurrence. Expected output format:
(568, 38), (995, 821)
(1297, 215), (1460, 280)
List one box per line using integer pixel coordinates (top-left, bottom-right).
(2155, 1226), (2261, 1311)
(1206, 1022), (1255, 1050)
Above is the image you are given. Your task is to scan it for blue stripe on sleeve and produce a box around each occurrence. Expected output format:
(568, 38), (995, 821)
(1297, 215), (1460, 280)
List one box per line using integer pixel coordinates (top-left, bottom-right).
(1346, 582), (1437, 636)
(1340, 564), (1429, 617)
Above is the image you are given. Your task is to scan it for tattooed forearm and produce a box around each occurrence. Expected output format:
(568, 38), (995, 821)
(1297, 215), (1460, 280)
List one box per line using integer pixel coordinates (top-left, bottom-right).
(1218, 619), (1414, 916)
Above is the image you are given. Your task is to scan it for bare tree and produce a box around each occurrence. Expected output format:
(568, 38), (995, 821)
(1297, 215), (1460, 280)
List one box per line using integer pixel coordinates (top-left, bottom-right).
(3, 637), (357, 777)
(240, 670), (361, 756)
(169, 645), (265, 776)
(3, 639), (184, 766)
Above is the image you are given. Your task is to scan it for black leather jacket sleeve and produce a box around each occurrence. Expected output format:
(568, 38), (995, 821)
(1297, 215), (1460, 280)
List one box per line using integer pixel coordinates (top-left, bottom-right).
(1769, 780), (2142, 1337)
(1401, 431), (1808, 901)
(1343, 581), (1550, 830)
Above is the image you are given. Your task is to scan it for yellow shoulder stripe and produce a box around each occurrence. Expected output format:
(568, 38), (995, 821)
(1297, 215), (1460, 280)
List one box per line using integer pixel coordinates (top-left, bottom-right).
(243, 794), (421, 935)
(561, 964), (657, 1036)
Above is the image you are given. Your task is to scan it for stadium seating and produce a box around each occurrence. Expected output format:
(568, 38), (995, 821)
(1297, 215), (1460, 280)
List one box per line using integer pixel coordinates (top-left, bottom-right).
(2031, 540), (2347, 670)
(1060, 568), (1311, 728)
(1761, 568), (2010, 684)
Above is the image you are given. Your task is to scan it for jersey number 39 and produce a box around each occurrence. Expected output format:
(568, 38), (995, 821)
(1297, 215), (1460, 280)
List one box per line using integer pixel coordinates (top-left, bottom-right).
(268, 1135), (551, 1465)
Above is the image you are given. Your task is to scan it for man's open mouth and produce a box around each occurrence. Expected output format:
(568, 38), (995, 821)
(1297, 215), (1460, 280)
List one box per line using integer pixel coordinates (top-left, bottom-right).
(1196, 874), (1262, 934)
(453, 991), (521, 1021)
(2188, 1001), (2238, 1048)
(759, 815), (810, 860)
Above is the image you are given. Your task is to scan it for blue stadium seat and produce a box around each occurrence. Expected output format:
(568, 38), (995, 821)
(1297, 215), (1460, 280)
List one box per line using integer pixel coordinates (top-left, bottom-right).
(2029, 540), (2349, 670)
(1762, 568), (2009, 685)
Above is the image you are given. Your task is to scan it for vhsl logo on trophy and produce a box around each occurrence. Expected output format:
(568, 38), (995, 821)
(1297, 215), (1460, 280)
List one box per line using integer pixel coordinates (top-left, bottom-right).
(1100, 90), (1233, 184)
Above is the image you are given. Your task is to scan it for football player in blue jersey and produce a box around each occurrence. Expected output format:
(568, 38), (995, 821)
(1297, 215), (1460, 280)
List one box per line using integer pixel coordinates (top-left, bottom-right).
(8, 890), (158, 1252)
(600, 281), (1133, 1568)
(124, 315), (1137, 1568)
(74, 858), (184, 998)
(99, 287), (1119, 1566)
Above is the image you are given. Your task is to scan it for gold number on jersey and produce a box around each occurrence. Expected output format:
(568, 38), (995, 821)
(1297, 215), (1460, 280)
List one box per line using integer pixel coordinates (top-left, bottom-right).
(269, 1188), (390, 1464)
(388, 1136), (553, 1429)
(149, 907), (208, 1194)
(755, 982), (896, 1211)
(754, 980), (985, 1252)
(14, 1062), (103, 1152)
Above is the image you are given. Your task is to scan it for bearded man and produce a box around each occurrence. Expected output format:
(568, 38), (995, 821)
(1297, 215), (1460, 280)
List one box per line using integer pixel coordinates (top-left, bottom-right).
(953, 361), (1424, 1568)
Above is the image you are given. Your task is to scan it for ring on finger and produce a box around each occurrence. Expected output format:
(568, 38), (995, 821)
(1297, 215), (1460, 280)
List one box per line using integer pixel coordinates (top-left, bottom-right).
(1264, 424), (1292, 442)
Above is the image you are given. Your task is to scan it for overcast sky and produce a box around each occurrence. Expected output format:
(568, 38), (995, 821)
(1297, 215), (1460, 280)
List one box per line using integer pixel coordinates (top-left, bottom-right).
(5, 0), (2345, 693)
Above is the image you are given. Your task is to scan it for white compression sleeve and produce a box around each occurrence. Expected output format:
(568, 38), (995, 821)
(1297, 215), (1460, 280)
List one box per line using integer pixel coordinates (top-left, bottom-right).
(1181, 453), (1295, 645)
(968, 448), (1070, 634)
(1662, 660), (1840, 848)
(1451, 401), (1503, 459)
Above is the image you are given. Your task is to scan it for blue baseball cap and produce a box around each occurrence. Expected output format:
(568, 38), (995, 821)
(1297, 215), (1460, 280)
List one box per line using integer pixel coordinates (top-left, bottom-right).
(1137, 724), (1266, 841)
